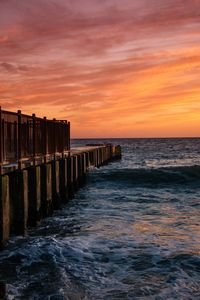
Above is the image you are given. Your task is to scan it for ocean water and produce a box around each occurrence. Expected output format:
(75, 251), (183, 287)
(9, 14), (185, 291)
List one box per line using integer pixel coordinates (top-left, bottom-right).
(0, 138), (200, 300)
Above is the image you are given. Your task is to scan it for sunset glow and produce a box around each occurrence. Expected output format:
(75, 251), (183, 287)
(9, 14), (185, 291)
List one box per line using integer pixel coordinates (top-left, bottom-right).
(0, 0), (200, 137)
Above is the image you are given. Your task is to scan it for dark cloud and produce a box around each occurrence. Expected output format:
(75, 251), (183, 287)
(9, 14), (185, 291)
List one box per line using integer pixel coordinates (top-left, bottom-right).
(0, 62), (16, 72)
(0, 62), (31, 72)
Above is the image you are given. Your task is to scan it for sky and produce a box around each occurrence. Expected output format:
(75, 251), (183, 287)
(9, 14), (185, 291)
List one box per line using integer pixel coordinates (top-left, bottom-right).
(0, 0), (200, 138)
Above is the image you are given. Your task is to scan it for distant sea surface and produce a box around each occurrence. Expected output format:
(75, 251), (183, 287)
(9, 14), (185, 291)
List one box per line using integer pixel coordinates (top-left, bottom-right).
(0, 138), (200, 299)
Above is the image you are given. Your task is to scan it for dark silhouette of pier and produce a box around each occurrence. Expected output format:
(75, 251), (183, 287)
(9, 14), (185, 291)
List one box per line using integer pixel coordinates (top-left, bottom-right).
(0, 107), (70, 174)
(0, 108), (121, 251)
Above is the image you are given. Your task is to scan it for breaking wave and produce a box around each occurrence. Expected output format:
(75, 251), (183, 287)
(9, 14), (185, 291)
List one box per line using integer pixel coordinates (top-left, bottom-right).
(97, 165), (200, 187)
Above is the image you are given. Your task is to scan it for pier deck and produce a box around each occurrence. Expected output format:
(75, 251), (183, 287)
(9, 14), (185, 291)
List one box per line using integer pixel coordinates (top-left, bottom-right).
(0, 113), (121, 247)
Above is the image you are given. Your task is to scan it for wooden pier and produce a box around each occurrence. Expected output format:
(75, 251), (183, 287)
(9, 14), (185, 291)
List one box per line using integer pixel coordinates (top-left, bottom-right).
(0, 108), (121, 247)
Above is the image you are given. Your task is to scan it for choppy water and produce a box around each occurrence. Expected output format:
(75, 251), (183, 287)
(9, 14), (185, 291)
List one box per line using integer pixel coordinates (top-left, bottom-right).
(0, 138), (200, 300)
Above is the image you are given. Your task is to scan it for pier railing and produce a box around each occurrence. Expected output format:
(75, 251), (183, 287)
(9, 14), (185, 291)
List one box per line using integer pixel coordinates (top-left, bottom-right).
(0, 108), (70, 171)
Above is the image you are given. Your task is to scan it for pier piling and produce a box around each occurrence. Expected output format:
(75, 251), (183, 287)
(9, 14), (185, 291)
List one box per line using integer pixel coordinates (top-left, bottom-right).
(52, 160), (62, 209)
(0, 176), (9, 246)
(28, 166), (41, 227)
(41, 163), (53, 217)
(9, 170), (28, 236)
(0, 281), (6, 299)
(59, 158), (68, 204)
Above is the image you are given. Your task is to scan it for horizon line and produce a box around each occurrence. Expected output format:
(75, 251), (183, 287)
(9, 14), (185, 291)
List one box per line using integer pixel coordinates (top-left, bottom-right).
(72, 136), (200, 139)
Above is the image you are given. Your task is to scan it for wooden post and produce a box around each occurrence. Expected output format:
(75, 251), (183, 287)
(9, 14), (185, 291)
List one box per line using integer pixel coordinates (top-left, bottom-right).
(28, 166), (41, 227)
(41, 163), (53, 217)
(77, 154), (82, 185)
(61, 121), (65, 158)
(83, 153), (87, 175)
(67, 156), (74, 198)
(43, 117), (47, 163)
(14, 120), (17, 162)
(0, 281), (6, 299)
(0, 175), (10, 245)
(17, 110), (22, 169)
(73, 155), (78, 190)
(59, 121), (64, 158)
(85, 152), (89, 169)
(58, 158), (68, 203)
(32, 113), (36, 164)
(9, 170), (28, 236)
(0, 107), (2, 175)
(51, 160), (62, 208)
(53, 118), (56, 158)
(67, 121), (70, 150)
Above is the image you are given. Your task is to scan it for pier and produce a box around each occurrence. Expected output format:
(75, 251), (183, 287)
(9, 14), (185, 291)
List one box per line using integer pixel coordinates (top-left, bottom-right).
(0, 108), (121, 247)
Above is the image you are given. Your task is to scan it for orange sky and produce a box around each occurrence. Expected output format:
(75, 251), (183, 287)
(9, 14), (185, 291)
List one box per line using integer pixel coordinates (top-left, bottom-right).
(0, 0), (200, 137)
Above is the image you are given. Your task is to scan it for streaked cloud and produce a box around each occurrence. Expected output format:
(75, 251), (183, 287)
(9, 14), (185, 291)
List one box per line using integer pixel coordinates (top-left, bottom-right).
(0, 0), (200, 137)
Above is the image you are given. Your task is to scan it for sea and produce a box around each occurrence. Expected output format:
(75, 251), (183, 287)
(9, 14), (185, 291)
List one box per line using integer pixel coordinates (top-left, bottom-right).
(0, 138), (200, 300)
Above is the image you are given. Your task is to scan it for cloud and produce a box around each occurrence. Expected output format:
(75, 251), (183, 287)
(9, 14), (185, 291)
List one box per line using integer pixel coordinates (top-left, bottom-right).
(0, 62), (32, 73)
(0, 62), (16, 72)
(0, 0), (200, 137)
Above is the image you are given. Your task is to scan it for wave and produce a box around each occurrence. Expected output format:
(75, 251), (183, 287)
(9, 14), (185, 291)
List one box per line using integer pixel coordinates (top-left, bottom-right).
(98, 165), (200, 187)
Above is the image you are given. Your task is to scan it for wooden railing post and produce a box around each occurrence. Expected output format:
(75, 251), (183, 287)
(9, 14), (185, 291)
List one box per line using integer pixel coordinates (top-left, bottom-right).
(32, 113), (36, 164)
(17, 110), (22, 169)
(67, 121), (70, 150)
(43, 117), (47, 163)
(61, 121), (65, 158)
(0, 110), (71, 167)
(53, 118), (56, 157)
(0, 107), (2, 174)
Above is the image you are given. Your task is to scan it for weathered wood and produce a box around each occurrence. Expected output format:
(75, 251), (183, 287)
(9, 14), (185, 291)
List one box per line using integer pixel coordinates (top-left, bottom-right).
(0, 107), (2, 175)
(43, 117), (47, 162)
(0, 144), (121, 247)
(9, 170), (28, 236)
(41, 163), (53, 217)
(82, 153), (87, 175)
(59, 158), (68, 203)
(17, 110), (22, 170)
(67, 122), (70, 150)
(51, 160), (62, 209)
(28, 166), (41, 227)
(32, 113), (36, 164)
(0, 281), (6, 299)
(73, 155), (78, 190)
(0, 175), (10, 246)
(67, 156), (74, 198)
